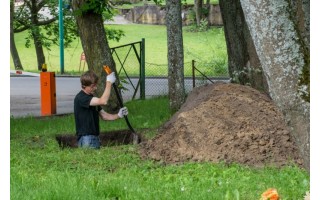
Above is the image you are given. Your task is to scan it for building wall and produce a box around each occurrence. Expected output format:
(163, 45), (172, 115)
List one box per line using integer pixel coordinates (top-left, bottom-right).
(119, 4), (223, 26)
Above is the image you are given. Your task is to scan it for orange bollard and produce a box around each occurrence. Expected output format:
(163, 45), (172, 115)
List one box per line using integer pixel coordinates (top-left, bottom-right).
(40, 72), (56, 116)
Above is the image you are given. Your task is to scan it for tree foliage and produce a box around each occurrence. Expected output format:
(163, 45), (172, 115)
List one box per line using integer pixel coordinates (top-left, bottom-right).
(13, 0), (78, 50)
(12, 0), (78, 70)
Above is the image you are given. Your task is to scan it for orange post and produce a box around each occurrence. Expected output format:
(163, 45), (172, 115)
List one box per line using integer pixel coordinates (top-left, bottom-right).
(40, 72), (56, 116)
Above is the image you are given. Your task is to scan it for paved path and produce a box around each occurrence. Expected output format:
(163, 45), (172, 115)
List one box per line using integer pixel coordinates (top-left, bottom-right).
(10, 76), (178, 117)
(10, 72), (172, 118)
(10, 70), (229, 118)
(10, 76), (79, 118)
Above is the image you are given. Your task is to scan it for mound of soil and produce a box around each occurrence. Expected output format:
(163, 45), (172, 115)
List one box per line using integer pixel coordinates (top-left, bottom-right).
(139, 82), (303, 167)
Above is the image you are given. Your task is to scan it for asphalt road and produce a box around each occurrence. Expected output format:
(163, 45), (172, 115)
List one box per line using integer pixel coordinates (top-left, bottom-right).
(10, 76), (173, 117)
(10, 75), (229, 118)
(10, 76), (80, 117)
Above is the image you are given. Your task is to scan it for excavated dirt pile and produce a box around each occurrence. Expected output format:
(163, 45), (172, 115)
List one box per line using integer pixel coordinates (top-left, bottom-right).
(139, 82), (303, 167)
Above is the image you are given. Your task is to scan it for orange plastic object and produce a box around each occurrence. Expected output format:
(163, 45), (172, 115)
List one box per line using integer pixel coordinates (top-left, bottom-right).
(103, 65), (112, 75)
(40, 72), (56, 116)
(260, 188), (279, 200)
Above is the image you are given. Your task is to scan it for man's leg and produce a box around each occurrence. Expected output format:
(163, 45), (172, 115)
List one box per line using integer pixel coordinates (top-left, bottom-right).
(78, 135), (101, 149)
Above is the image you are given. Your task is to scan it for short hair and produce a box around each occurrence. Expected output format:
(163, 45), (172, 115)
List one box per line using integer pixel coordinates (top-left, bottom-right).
(80, 70), (99, 89)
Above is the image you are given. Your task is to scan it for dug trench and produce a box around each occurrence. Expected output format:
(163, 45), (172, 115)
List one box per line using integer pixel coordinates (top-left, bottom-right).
(56, 130), (143, 148)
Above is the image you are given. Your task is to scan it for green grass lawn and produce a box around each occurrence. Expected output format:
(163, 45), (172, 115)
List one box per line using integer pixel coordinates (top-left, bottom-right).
(10, 97), (309, 200)
(10, 24), (227, 75)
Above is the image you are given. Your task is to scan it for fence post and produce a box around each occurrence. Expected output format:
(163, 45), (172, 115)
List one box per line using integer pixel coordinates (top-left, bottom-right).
(140, 38), (146, 99)
(192, 60), (195, 88)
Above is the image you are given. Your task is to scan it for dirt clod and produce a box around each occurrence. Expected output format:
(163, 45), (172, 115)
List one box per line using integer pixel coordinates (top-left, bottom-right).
(139, 82), (303, 167)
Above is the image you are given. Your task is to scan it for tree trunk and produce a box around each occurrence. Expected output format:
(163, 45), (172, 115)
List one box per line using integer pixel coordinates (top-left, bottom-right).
(29, 0), (45, 71)
(72, 0), (119, 112)
(166, 0), (185, 113)
(289, 0), (309, 50)
(240, 0), (310, 171)
(219, 0), (268, 93)
(10, 0), (23, 70)
(194, 0), (203, 26)
(32, 28), (46, 71)
(288, 0), (310, 101)
(205, 0), (210, 23)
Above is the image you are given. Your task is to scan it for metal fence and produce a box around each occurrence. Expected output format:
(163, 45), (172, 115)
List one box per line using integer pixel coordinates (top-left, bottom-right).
(110, 39), (229, 101)
(119, 60), (229, 102)
(111, 39), (145, 100)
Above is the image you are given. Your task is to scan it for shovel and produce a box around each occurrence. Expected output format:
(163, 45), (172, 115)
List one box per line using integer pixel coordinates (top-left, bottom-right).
(103, 65), (140, 144)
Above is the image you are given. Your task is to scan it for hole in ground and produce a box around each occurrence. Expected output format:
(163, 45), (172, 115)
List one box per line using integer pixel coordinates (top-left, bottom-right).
(56, 130), (142, 148)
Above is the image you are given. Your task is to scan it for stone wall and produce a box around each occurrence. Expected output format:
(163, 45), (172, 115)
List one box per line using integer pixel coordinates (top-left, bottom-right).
(208, 4), (223, 26)
(119, 4), (223, 26)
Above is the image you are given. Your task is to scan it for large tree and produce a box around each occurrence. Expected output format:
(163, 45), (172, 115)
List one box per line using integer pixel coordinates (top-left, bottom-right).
(71, 0), (119, 112)
(239, 0), (310, 171)
(166, 0), (185, 112)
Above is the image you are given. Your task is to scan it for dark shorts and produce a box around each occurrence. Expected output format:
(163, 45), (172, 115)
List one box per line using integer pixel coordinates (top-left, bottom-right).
(78, 135), (100, 149)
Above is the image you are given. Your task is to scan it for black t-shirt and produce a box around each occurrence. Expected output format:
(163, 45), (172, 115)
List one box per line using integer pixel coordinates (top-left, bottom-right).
(74, 90), (102, 137)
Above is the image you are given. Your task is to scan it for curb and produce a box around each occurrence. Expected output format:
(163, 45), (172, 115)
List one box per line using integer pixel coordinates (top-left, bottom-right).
(10, 70), (39, 77)
(10, 70), (80, 78)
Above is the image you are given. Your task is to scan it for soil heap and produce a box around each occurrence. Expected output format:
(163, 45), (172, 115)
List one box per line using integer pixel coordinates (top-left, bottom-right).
(139, 82), (303, 167)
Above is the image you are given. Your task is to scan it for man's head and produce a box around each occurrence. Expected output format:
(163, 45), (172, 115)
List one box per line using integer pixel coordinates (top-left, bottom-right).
(80, 70), (99, 94)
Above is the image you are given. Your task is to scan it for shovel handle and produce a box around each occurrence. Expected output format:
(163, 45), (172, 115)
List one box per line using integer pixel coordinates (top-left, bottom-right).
(103, 65), (124, 107)
(102, 65), (137, 135)
(103, 65), (112, 75)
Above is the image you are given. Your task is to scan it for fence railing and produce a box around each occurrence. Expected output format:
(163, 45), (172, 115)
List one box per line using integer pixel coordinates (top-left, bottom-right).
(111, 39), (145, 100)
(109, 39), (229, 101)
(118, 60), (229, 102)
